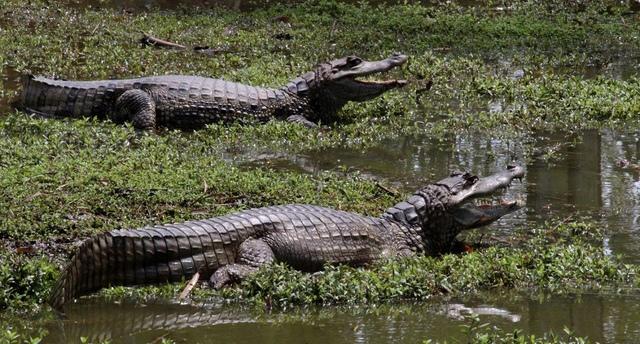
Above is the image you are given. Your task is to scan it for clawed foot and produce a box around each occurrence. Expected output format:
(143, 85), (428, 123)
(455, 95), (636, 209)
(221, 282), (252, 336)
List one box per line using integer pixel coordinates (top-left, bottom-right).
(209, 264), (258, 289)
(209, 267), (233, 289)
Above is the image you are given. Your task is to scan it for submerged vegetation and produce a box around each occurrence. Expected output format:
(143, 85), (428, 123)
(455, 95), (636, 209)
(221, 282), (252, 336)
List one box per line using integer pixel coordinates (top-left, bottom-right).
(1, 0), (640, 342)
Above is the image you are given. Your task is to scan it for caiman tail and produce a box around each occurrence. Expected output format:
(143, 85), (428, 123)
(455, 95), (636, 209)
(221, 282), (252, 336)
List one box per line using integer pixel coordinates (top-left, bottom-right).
(20, 74), (116, 119)
(49, 225), (222, 310)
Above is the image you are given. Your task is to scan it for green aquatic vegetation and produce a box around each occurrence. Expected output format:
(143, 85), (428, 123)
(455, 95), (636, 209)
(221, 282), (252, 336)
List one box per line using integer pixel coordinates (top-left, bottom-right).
(0, 252), (58, 313)
(0, 114), (395, 241)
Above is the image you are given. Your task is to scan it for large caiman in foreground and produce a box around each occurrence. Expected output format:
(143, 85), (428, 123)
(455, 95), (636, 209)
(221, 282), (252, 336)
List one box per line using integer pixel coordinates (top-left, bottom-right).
(49, 166), (525, 310)
(19, 53), (408, 130)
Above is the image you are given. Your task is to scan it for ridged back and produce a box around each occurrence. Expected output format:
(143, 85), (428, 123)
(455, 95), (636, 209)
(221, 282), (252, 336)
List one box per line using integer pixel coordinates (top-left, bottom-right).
(20, 74), (300, 123)
(21, 76), (123, 118)
(48, 218), (252, 310)
(48, 204), (394, 310)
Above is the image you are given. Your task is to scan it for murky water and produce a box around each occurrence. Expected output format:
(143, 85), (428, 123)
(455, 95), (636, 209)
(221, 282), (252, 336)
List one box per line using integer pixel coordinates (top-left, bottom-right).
(45, 292), (640, 343)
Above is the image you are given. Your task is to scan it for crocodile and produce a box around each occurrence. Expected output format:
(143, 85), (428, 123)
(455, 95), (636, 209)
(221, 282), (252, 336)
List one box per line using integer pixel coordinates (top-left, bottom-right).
(19, 53), (408, 130)
(49, 165), (525, 310)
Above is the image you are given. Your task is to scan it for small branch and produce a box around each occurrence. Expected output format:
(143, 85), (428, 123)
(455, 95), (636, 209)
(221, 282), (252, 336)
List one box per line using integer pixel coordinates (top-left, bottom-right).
(140, 32), (187, 50)
(178, 271), (200, 300)
(375, 182), (399, 196)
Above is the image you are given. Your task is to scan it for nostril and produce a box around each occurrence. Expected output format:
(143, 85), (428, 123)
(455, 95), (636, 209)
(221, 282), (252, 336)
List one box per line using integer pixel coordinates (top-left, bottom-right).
(507, 164), (516, 170)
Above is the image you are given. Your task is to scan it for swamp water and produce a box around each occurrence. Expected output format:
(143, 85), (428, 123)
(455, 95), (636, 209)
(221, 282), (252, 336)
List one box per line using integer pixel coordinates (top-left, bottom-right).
(46, 292), (640, 343)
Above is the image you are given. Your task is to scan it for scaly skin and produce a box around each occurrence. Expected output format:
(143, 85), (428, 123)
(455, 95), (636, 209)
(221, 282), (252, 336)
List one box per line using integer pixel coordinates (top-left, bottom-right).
(20, 54), (408, 130)
(49, 166), (525, 310)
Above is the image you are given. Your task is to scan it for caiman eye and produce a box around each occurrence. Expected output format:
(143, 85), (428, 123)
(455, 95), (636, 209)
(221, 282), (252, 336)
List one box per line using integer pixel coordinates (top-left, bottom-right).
(464, 175), (479, 186)
(346, 56), (362, 66)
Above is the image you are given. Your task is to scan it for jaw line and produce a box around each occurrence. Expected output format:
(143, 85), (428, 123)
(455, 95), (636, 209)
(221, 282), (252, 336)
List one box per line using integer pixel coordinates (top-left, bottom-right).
(452, 199), (524, 229)
(331, 53), (408, 80)
(449, 165), (525, 205)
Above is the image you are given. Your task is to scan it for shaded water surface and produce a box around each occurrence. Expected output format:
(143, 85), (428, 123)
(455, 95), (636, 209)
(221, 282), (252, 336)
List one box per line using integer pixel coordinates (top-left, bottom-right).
(46, 293), (640, 343)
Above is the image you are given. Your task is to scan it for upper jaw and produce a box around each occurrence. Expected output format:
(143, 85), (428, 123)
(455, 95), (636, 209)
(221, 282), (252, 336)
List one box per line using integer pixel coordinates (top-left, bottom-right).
(331, 52), (408, 82)
(449, 165), (524, 205)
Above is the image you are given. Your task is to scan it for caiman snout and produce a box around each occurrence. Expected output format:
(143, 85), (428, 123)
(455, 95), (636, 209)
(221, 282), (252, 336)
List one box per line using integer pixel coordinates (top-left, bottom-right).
(445, 165), (526, 230)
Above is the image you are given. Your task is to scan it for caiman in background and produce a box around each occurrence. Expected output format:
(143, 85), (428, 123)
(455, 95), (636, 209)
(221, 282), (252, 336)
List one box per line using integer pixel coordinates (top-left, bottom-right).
(49, 166), (525, 310)
(19, 53), (407, 129)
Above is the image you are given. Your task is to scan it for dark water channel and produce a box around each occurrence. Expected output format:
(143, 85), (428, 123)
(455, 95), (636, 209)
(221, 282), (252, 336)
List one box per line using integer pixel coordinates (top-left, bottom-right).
(47, 292), (640, 343)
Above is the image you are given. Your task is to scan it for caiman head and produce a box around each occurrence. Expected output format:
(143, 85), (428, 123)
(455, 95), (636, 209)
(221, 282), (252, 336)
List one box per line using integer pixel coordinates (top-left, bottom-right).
(283, 53), (408, 122)
(384, 165), (525, 254)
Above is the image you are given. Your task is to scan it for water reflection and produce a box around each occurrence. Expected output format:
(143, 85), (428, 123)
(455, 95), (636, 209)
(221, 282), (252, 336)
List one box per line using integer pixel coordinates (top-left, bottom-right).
(44, 293), (640, 343)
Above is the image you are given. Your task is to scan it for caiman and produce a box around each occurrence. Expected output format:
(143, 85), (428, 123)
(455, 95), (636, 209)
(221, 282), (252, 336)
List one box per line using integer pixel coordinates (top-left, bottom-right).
(49, 165), (525, 310)
(19, 53), (408, 130)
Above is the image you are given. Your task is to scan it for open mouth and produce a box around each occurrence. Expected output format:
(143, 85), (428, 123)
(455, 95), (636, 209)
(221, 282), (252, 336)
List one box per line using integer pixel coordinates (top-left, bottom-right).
(451, 165), (525, 228)
(333, 52), (409, 89)
(352, 78), (408, 88)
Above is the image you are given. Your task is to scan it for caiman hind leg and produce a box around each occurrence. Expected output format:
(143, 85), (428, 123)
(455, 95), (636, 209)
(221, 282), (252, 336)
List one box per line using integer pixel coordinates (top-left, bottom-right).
(114, 89), (157, 130)
(209, 238), (275, 288)
(286, 115), (318, 128)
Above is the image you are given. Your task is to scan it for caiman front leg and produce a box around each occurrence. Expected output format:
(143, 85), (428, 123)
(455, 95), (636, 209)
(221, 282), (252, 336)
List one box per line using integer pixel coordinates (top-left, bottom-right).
(114, 89), (157, 130)
(209, 238), (275, 288)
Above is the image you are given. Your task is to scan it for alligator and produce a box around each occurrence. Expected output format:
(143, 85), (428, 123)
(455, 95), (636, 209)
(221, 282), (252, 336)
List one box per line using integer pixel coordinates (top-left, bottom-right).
(19, 53), (408, 130)
(49, 165), (525, 310)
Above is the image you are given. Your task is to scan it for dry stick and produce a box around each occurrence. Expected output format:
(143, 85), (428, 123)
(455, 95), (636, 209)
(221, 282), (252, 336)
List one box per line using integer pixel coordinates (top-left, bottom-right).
(140, 33), (229, 56)
(140, 32), (187, 50)
(178, 271), (200, 300)
(375, 182), (399, 196)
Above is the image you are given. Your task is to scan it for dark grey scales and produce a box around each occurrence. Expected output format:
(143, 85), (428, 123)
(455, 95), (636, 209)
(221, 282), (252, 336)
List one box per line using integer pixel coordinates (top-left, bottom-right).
(20, 54), (408, 130)
(49, 166), (525, 310)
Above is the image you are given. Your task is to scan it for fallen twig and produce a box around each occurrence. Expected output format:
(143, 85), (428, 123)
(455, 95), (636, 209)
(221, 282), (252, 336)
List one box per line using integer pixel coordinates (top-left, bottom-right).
(140, 32), (187, 50)
(140, 32), (230, 56)
(375, 182), (399, 196)
(178, 271), (200, 300)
